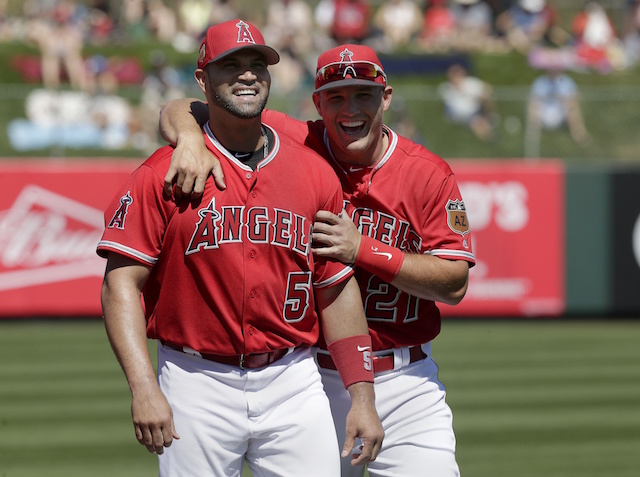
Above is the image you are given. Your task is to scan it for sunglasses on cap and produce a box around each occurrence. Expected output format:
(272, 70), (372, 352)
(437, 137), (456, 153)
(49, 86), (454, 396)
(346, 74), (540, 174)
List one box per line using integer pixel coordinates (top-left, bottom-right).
(316, 61), (387, 86)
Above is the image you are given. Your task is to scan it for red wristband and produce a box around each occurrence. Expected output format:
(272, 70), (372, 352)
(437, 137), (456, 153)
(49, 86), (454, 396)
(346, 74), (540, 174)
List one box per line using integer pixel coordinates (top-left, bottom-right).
(327, 335), (374, 389)
(355, 235), (404, 283)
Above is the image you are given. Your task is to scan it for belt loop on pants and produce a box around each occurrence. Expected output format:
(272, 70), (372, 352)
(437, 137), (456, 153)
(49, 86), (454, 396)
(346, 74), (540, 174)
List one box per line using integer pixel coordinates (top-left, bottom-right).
(316, 344), (429, 374)
(162, 342), (294, 369)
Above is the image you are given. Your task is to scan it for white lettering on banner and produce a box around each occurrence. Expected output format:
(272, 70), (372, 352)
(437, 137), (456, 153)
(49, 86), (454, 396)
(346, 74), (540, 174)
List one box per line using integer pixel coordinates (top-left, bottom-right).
(458, 181), (533, 303)
(465, 278), (530, 299)
(458, 181), (529, 232)
(465, 261), (531, 300)
(634, 213), (640, 269)
(0, 185), (104, 291)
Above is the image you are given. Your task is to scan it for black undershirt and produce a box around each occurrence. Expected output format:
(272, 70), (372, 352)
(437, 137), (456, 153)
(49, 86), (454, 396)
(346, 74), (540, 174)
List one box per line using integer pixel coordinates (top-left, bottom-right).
(227, 128), (274, 171)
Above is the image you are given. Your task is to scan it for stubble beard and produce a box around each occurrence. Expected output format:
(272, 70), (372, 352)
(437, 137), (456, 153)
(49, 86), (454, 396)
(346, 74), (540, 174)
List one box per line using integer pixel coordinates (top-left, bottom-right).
(212, 90), (269, 119)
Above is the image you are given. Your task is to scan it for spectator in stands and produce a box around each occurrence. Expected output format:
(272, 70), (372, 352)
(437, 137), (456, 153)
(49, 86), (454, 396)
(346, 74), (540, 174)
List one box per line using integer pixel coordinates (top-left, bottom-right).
(87, 64), (135, 149)
(449, 0), (506, 53)
(0, 0), (14, 42)
(26, 0), (89, 90)
(313, 0), (338, 51)
(387, 94), (427, 145)
(571, 2), (625, 73)
(176, 0), (212, 44)
(120, 0), (148, 40)
(136, 50), (185, 150)
(331, 0), (371, 44)
(495, 0), (568, 53)
(419, 0), (457, 52)
(146, 0), (177, 43)
(208, 0), (238, 25)
(261, 1), (316, 95)
(85, 54), (119, 95)
(371, 0), (423, 51)
(174, 0), (237, 53)
(525, 67), (590, 152)
(85, 0), (115, 45)
(622, 0), (640, 67)
(268, 37), (311, 95)
(438, 63), (497, 142)
(8, 85), (133, 151)
(264, 0), (314, 56)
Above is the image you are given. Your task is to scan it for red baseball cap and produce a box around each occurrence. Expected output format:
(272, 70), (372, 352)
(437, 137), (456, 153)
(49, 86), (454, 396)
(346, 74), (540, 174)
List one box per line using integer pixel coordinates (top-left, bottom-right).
(315, 44), (387, 93)
(197, 19), (280, 70)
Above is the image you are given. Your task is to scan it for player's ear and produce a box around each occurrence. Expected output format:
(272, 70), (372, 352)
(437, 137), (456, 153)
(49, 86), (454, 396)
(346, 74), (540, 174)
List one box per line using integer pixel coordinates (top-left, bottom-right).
(312, 92), (323, 116)
(194, 69), (207, 94)
(382, 86), (393, 113)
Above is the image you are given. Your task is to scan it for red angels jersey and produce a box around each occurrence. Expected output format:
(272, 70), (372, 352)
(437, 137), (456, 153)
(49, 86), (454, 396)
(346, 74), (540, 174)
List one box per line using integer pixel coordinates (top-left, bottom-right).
(264, 110), (475, 350)
(97, 123), (352, 355)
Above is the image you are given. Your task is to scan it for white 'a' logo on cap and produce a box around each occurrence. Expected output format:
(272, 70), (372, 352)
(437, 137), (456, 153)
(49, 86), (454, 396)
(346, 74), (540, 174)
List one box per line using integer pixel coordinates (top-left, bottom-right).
(339, 48), (354, 64)
(236, 20), (255, 44)
(339, 48), (357, 78)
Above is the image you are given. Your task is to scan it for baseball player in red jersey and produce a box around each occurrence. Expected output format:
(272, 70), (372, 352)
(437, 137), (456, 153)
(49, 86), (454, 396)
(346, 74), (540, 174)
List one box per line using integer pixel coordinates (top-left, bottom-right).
(98, 22), (384, 477)
(160, 43), (475, 476)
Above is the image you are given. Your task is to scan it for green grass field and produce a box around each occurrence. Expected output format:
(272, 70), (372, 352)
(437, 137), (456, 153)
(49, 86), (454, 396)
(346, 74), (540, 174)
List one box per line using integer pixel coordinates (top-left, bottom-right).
(1, 319), (639, 477)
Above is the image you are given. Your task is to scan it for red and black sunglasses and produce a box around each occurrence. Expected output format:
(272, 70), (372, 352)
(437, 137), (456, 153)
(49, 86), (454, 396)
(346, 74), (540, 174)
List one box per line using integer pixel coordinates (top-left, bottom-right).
(316, 61), (387, 88)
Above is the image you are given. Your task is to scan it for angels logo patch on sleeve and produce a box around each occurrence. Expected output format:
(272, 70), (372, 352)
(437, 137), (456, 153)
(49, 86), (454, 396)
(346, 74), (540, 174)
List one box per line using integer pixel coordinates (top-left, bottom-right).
(446, 199), (470, 236)
(108, 192), (133, 230)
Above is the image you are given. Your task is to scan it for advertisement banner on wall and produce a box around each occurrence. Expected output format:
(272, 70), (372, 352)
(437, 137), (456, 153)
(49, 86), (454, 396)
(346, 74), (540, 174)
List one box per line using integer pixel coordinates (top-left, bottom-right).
(440, 160), (566, 317)
(1, 159), (566, 318)
(0, 160), (138, 317)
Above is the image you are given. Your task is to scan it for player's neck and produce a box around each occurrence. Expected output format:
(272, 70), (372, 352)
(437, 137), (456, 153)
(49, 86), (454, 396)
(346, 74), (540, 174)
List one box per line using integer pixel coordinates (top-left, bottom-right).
(208, 115), (264, 153)
(332, 130), (389, 169)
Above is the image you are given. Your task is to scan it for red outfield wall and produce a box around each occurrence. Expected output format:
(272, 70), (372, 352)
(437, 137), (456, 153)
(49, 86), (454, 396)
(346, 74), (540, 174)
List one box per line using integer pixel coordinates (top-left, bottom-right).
(0, 160), (138, 316)
(441, 160), (565, 317)
(0, 159), (565, 318)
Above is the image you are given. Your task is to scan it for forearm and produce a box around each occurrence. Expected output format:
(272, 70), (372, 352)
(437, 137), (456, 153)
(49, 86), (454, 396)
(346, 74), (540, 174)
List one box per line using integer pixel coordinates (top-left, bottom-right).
(103, 308), (156, 395)
(318, 278), (384, 462)
(317, 277), (369, 342)
(101, 256), (179, 453)
(391, 253), (469, 305)
(312, 212), (469, 306)
(355, 234), (468, 304)
(159, 97), (208, 146)
(101, 261), (157, 395)
(318, 277), (374, 389)
(347, 381), (376, 407)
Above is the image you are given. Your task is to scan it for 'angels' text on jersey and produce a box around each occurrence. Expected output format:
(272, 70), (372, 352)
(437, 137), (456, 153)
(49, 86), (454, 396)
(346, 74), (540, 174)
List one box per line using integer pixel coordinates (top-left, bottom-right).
(351, 207), (421, 253)
(186, 198), (312, 259)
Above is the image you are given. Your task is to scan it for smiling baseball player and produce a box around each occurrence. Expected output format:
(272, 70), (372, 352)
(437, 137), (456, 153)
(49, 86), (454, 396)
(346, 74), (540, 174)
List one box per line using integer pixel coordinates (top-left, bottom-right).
(98, 21), (383, 477)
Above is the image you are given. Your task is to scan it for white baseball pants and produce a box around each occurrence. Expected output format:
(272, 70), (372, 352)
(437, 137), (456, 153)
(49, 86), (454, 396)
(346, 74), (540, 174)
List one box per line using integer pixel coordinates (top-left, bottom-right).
(157, 344), (340, 477)
(319, 344), (460, 477)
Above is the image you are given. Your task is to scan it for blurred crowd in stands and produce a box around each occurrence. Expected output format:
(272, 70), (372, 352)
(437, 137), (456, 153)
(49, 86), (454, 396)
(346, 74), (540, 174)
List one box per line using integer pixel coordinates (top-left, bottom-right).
(1, 0), (639, 152)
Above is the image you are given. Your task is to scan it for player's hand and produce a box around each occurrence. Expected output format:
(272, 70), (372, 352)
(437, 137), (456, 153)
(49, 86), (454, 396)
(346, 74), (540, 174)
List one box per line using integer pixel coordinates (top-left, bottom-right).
(163, 135), (225, 201)
(312, 210), (361, 264)
(131, 385), (180, 454)
(342, 382), (384, 466)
